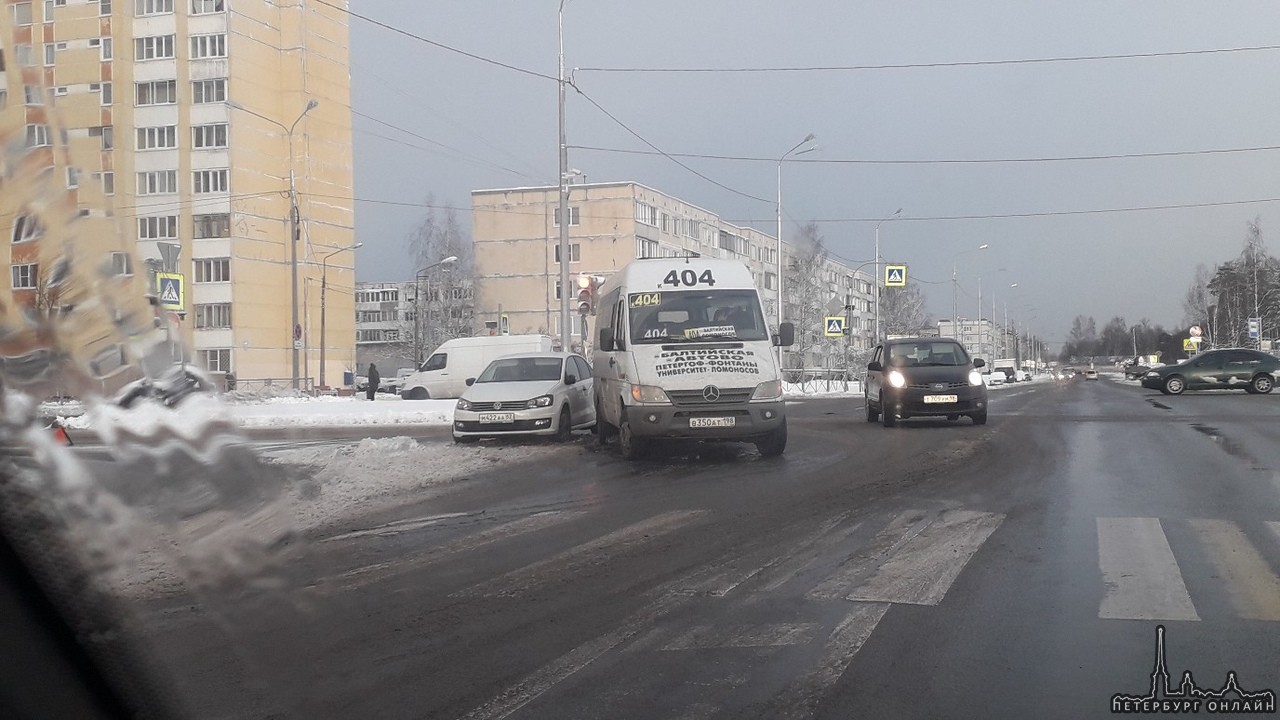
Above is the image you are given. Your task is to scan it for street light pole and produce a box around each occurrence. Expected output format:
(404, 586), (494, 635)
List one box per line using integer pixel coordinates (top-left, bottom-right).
(776, 133), (816, 367)
(950, 243), (989, 335)
(229, 99), (318, 390)
(873, 208), (903, 347)
(413, 256), (459, 367)
(557, 0), (571, 352)
(319, 242), (362, 390)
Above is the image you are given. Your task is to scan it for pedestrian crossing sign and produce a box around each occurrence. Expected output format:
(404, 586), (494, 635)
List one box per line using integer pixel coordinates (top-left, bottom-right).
(824, 316), (845, 337)
(157, 272), (184, 311)
(885, 265), (907, 287)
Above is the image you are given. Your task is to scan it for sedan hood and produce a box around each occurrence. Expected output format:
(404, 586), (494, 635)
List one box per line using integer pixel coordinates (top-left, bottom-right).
(462, 380), (561, 403)
(893, 365), (976, 384)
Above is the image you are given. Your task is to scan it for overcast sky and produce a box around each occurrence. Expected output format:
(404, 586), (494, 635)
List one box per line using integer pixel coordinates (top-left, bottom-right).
(348, 0), (1280, 346)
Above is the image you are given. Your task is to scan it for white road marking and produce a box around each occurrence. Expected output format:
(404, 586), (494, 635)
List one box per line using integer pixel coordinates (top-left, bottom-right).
(1189, 519), (1280, 621)
(844, 510), (1004, 606)
(807, 510), (929, 601)
(776, 603), (890, 720)
(1269, 521), (1280, 545)
(455, 510), (707, 597)
(677, 512), (852, 597)
(1097, 517), (1199, 621)
(661, 623), (820, 651)
(322, 511), (477, 542)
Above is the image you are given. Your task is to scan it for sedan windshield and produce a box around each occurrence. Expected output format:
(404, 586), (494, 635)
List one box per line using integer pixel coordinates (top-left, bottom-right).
(886, 341), (970, 367)
(476, 357), (563, 383)
(628, 290), (768, 344)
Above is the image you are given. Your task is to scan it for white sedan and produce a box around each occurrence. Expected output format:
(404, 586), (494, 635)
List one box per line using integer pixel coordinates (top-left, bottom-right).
(452, 352), (596, 443)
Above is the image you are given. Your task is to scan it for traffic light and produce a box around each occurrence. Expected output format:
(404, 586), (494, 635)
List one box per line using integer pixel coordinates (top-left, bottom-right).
(577, 274), (595, 315)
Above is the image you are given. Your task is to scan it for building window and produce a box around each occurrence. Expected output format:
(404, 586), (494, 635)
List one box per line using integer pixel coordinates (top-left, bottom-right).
(0, 91), (6, 109)
(100, 0), (111, 16)
(192, 169), (228, 194)
(98, 37), (113, 60)
(384, 329), (399, 341)
(23, 85), (42, 106)
(134, 0), (172, 16)
(198, 349), (231, 372)
(12, 3), (33, 26)
(136, 170), (177, 195)
(634, 200), (658, 227)
(553, 243), (580, 264)
(14, 45), (33, 66)
(193, 213), (230, 239)
(92, 172), (115, 195)
(194, 303), (231, 329)
(101, 82), (112, 105)
(357, 330), (386, 343)
(191, 78), (226, 104)
(11, 264), (38, 290)
(13, 214), (44, 243)
(136, 125), (176, 150)
(66, 167), (79, 188)
(552, 206), (580, 227)
(110, 251), (132, 276)
(636, 237), (658, 259)
(138, 215), (178, 240)
(190, 34), (226, 59)
(25, 124), (51, 148)
(190, 0), (223, 14)
(135, 80), (176, 106)
(764, 272), (777, 290)
(134, 35), (175, 61)
(193, 258), (230, 283)
(43, 43), (56, 66)
(192, 123), (227, 149)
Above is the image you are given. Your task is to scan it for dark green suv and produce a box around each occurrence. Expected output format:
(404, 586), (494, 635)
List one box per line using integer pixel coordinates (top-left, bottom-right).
(1139, 348), (1278, 395)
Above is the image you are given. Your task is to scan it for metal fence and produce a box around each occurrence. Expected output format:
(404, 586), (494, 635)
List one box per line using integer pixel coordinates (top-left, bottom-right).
(220, 376), (317, 401)
(783, 367), (861, 393)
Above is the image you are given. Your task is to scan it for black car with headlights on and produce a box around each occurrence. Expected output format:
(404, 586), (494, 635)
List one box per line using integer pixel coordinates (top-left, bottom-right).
(865, 337), (989, 427)
(1139, 348), (1278, 395)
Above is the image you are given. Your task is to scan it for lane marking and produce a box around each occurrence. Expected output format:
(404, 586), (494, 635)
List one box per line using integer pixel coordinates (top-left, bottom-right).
(807, 510), (928, 601)
(776, 603), (890, 720)
(455, 510), (707, 598)
(1097, 517), (1199, 621)
(844, 510), (1004, 606)
(321, 511), (478, 542)
(660, 623), (820, 651)
(1189, 519), (1280, 622)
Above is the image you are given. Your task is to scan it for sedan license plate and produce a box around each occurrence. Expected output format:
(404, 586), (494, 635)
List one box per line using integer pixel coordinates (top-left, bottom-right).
(690, 416), (736, 428)
(478, 412), (516, 423)
(923, 394), (958, 404)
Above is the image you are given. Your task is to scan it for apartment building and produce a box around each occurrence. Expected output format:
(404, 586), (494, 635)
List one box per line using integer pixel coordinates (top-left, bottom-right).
(2, 0), (356, 389)
(354, 278), (475, 373)
(472, 181), (876, 369)
(937, 318), (1018, 368)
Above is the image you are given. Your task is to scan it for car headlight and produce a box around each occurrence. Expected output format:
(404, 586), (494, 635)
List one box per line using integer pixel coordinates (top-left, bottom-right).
(456, 398), (473, 411)
(630, 384), (670, 403)
(968, 370), (983, 386)
(1144, 371), (1159, 378)
(752, 379), (783, 400)
(530, 395), (554, 408)
(888, 370), (906, 388)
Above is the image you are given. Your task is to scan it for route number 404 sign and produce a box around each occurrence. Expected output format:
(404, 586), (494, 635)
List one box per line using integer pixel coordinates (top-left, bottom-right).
(662, 269), (716, 287)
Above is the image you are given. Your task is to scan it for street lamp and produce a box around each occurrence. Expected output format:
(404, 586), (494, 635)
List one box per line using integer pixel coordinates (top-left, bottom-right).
(557, 0), (572, 352)
(319, 243), (362, 390)
(414, 256), (459, 366)
(950, 243), (990, 335)
(229, 98), (319, 390)
(776, 133), (816, 365)
(873, 208), (903, 347)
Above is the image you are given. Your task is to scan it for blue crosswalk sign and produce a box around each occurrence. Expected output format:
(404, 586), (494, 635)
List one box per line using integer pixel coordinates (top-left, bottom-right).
(824, 316), (845, 337)
(157, 273), (184, 311)
(885, 265), (907, 287)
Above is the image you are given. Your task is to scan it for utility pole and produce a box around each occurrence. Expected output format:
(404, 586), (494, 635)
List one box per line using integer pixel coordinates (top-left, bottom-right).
(557, 0), (571, 352)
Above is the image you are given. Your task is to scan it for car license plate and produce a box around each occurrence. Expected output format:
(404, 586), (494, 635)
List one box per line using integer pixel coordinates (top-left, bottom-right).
(478, 412), (515, 423)
(690, 416), (735, 428)
(923, 394), (958, 404)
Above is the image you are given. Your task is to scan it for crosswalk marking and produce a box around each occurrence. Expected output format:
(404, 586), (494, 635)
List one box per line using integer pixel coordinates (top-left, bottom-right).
(1097, 517), (1199, 621)
(843, 510), (1005, 606)
(455, 510), (706, 598)
(661, 623), (820, 651)
(776, 603), (890, 720)
(1188, 519), (1280, 622)
(808, 510), (929, 601)
(677, 512), (852, 597)
(1268, 521), (1280, 545)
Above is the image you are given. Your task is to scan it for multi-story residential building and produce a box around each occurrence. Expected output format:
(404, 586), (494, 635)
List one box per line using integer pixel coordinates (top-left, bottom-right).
(354, 278), (475, 373)
(1, 0), (356, 389)
(472, 181), (875, 369)
(937, 318), (1011, 367)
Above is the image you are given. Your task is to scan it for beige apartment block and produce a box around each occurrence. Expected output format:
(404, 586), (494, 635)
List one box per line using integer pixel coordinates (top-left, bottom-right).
(1, 0), (355, 391)
(472, 181), (877, 368)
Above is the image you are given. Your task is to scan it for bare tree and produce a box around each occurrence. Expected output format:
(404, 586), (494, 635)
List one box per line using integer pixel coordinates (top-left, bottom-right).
(783, 223), (838, 369)
(1181, 263), (1213, 330)
(879, 284), (929, 337)
(405, 195), (476, 356)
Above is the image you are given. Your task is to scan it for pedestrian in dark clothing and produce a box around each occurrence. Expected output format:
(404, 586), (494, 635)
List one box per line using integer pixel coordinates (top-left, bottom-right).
(366, 363), (380, 400)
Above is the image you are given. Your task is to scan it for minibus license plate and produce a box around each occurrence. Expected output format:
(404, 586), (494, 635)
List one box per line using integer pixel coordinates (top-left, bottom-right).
(690, 417), (735, 428)
(923, 395), (958, 404)
(479, 412), (516, 423)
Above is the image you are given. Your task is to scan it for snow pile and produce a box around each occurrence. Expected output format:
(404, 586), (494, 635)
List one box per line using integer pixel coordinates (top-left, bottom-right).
(234, 397), (455, 427)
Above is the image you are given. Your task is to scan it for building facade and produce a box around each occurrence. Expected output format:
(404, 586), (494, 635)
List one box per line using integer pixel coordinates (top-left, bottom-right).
(2, 0), (356, 390)
(353, 278), (475, 374)
(472, 181), (875, 370)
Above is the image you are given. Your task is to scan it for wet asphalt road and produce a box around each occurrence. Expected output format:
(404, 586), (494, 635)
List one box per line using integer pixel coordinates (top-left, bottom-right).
(125, 375), (1280, 719)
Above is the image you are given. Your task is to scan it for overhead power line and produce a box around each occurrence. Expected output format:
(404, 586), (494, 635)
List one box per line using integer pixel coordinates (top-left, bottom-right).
(569, 143), (1280, 165)
(575, 44), (1280, 74)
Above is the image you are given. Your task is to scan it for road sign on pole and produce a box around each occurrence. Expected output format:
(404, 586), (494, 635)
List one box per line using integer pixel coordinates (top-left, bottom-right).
(156, 273), (184, 311)
(1248, 317), (1260, 340)
(885, 265), (907, 287)
(824, 316), (845, 337)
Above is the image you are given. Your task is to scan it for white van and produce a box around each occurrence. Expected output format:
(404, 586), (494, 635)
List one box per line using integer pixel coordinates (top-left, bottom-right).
(592, 257), (795, 459)
(400, 335), (554, 399)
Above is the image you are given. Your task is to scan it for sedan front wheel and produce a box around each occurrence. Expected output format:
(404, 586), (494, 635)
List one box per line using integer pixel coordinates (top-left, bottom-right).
(1164, 376), (1186, 395)
(1252, 374), (1274, 394)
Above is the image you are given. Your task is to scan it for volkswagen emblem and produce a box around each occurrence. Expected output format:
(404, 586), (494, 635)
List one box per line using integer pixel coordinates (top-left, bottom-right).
(702, 385), (721, 402)
(933, 383), (946, 391)
(493, 402), (503, 410)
